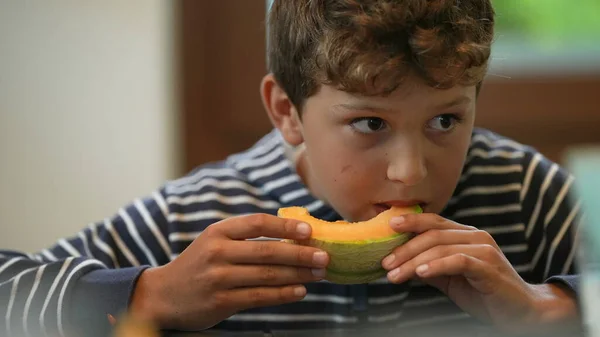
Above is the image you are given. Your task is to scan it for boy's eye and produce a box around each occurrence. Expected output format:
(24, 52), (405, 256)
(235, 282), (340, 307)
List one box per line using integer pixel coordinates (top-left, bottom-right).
(428, 114), (460, 132)
(350, 117), (387, 134)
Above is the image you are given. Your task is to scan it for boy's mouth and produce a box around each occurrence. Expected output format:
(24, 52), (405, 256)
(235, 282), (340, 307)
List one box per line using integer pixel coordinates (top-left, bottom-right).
(374, 200), (427, 215)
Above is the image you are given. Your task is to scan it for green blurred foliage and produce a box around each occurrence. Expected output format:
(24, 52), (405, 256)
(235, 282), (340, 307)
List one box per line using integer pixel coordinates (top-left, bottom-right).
(493, 0), (600, 48)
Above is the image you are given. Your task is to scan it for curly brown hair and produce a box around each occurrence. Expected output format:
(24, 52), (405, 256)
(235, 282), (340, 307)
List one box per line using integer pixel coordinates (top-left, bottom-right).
(266, 0), (495, 111)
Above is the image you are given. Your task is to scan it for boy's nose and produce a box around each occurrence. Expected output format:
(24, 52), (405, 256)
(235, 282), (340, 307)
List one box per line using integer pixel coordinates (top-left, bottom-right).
(386, 147), (428, 186)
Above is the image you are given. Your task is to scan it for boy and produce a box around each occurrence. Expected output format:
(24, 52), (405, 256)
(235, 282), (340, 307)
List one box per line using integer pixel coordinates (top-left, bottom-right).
(0, 1), (583, 336)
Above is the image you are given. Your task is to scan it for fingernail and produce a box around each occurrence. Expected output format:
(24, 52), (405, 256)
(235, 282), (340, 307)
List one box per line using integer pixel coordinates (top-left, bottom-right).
(296, 223), (311, 236)
(311, 268), (327, 278)
(294, 286), (306, 297)
(388, 268), (400, 281)
(390, 216), (405, 226)
(312, 251), (328, 267)
(416, 264), (429, 276)
(382, 254), (395, 268)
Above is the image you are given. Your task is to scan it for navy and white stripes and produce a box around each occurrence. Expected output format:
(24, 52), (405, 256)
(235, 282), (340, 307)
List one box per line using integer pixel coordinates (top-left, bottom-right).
(0, 128), (582, 336)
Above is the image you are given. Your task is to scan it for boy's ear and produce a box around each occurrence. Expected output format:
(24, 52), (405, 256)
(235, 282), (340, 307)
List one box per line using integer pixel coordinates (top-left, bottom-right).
(260, 74), (304, 146)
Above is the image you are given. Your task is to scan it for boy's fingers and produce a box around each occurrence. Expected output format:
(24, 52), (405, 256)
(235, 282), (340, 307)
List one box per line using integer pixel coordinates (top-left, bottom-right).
(227, 240), (329, 268)
(221, 285), (307, 312)
(415, 254), (497, 294)
(214, 213), (311, 241)
(387, 244), (500, 284)
(390, 213), (477, 233)
(382, 229), (498, 270)
(222, 265), (325, 288)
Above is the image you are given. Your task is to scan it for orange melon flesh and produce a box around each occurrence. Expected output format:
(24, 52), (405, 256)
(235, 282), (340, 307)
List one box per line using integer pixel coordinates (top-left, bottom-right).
(277, 205), (422, 284)
(278, 206), (420, 242)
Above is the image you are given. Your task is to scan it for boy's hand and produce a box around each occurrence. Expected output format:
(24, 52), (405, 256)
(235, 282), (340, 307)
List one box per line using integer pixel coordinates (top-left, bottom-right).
(129, 213), (329, 331)
(381, 213), (578, 332)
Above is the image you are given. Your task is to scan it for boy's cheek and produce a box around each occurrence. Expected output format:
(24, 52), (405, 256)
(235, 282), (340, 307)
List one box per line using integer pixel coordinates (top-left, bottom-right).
(427, 162), (467, 213)
(317, 165), (419, 219)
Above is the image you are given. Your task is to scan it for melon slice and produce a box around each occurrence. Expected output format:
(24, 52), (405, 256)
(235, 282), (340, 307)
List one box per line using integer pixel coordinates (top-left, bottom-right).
(277, 205), (422, 284)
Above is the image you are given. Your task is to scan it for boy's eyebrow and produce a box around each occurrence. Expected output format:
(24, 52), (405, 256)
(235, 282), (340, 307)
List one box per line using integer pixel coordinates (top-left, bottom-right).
(332, 103), (392, 113)
(333, 95), (471, 113)
(434, 96), (471, 109)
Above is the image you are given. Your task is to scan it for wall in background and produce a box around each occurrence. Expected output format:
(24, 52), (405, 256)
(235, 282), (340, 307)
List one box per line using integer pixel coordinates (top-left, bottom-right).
(0, 0), (181, 252)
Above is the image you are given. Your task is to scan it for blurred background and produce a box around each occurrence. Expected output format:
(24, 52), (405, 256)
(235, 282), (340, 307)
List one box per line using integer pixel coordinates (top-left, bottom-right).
(0, 0), (599, 252)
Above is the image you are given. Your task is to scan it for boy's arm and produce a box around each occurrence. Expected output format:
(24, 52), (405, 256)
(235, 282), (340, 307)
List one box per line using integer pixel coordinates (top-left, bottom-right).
(0, 189), (172, 337)
(520, 150), (582, 295)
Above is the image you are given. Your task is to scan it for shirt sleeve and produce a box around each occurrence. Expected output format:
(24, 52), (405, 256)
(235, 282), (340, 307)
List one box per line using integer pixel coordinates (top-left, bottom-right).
(519, 148), (583, 292)
(0, 188), (173, 337)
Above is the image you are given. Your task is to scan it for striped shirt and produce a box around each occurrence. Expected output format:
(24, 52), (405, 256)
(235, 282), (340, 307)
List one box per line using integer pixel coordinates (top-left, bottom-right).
(0, 127), (582, 337)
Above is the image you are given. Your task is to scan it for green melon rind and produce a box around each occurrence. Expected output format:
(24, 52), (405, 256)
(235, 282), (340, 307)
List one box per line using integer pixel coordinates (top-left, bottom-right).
(289, 232), (413, 284)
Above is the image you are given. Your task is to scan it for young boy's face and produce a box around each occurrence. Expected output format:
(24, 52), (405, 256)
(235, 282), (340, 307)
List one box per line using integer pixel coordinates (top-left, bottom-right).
(264, 75), (477, 221)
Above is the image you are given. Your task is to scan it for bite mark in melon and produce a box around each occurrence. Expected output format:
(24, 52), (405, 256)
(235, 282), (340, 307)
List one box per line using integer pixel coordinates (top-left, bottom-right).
(277, 205), (422, 284)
